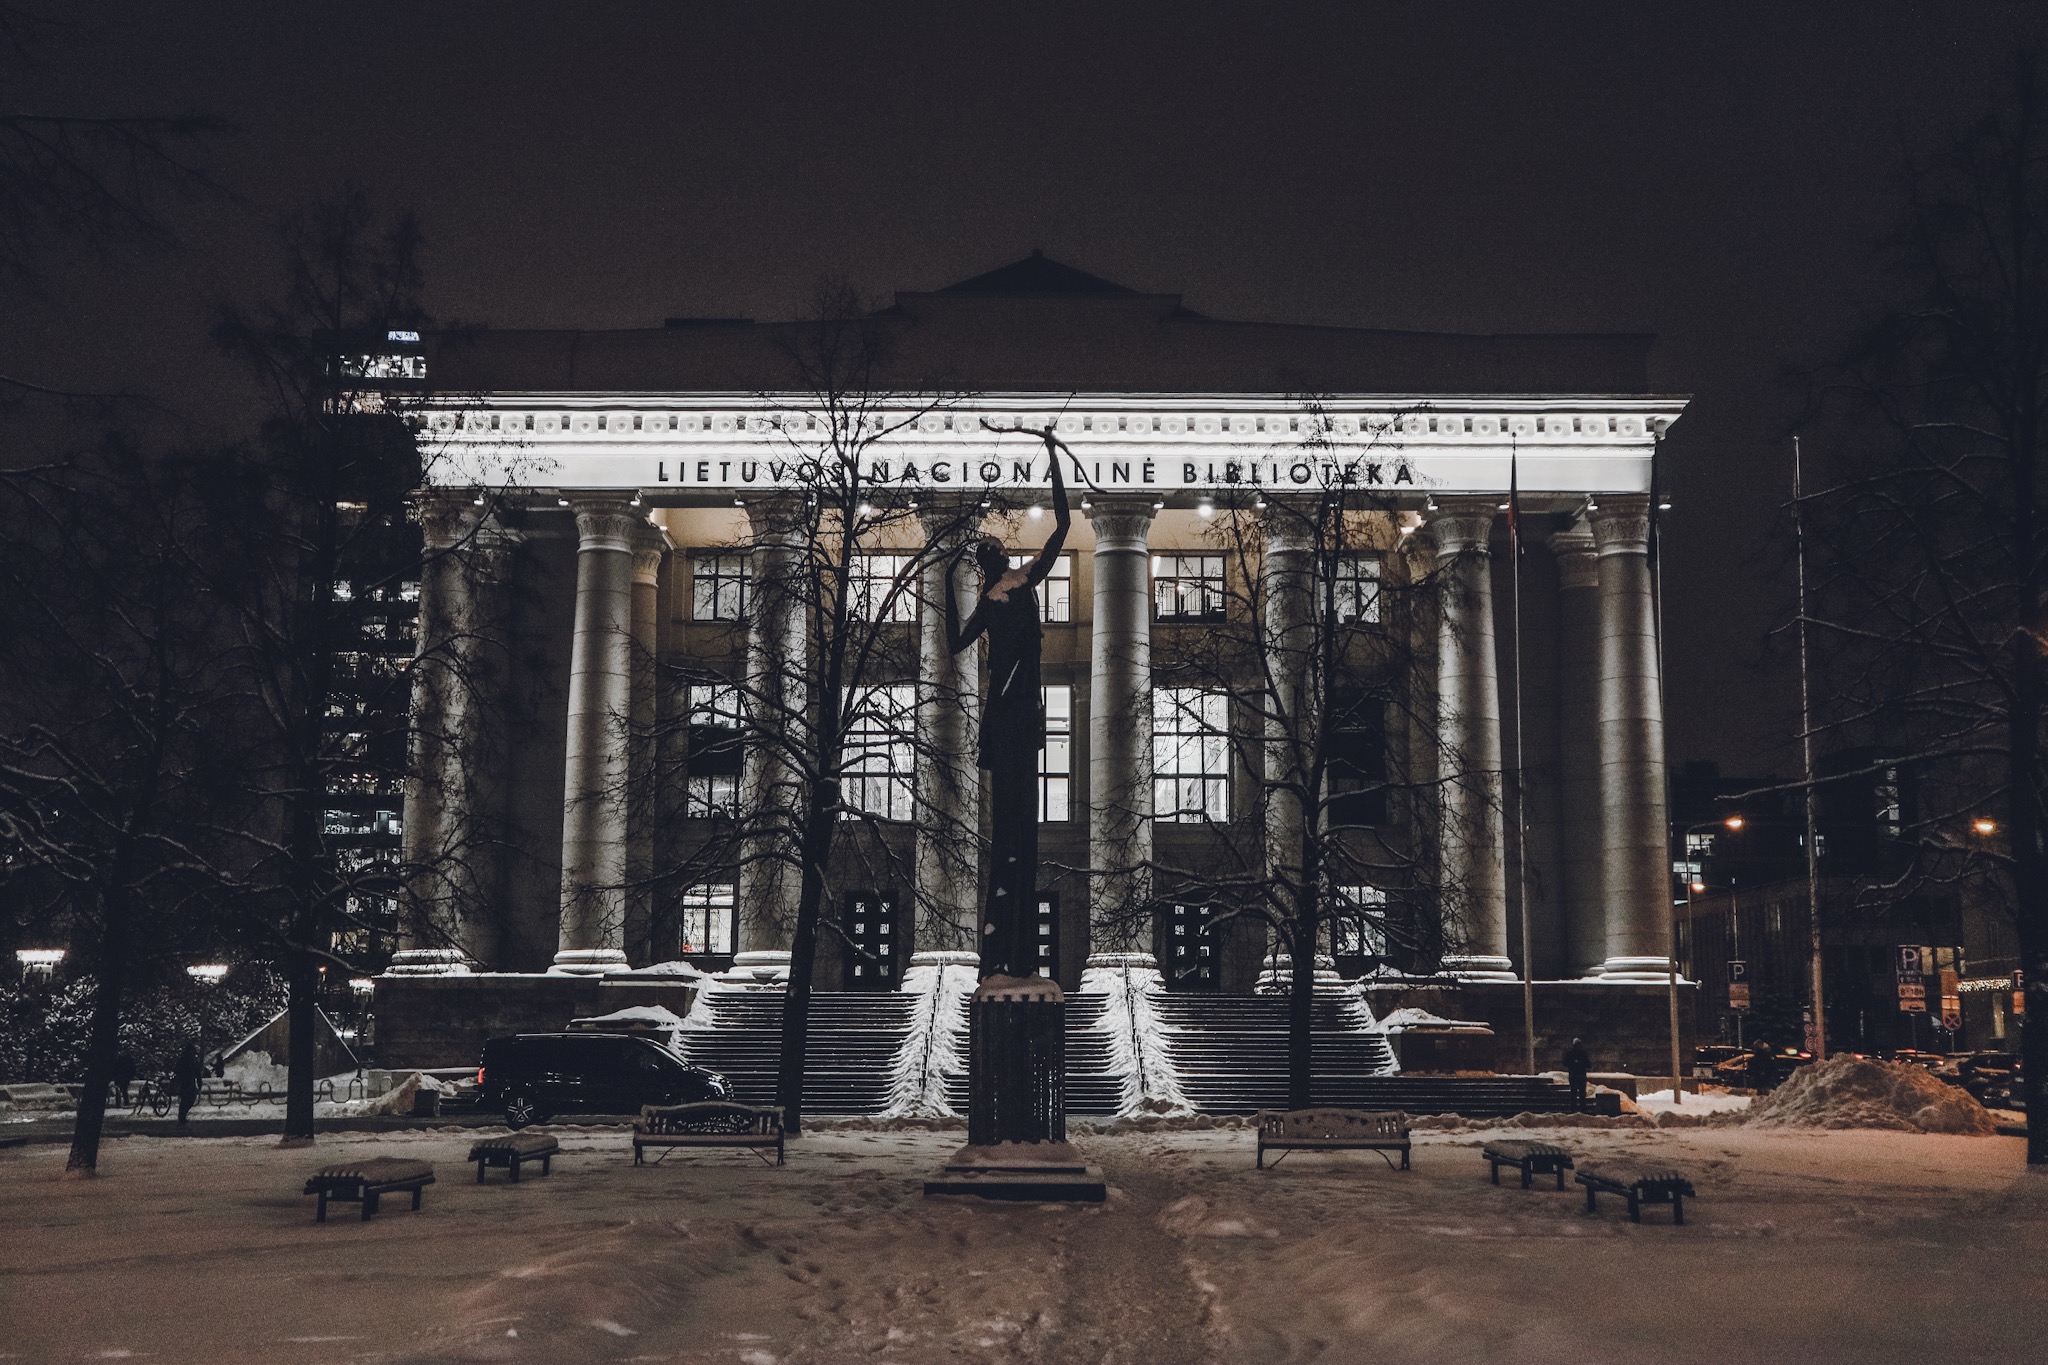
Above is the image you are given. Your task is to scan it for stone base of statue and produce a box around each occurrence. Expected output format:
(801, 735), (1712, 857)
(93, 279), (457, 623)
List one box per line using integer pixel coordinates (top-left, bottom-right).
(924, 973), (1106, 1203)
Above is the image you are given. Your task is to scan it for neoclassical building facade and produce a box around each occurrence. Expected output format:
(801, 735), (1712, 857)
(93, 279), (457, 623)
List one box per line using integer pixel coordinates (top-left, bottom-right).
(381, 258), (1686, 998)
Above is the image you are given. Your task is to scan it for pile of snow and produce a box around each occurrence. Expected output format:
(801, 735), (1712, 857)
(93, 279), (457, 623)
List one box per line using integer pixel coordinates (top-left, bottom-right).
(609, 959), (709, 978)
(1745, 1054), (1998, 1135)
(569, 1004), (688, 1031)
(221, 1049), (290, 1095)
(1376, 1007), (1488, 1033)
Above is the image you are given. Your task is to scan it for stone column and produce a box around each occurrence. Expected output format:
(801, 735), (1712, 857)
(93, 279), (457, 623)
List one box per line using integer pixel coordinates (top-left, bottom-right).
(736, 496), (807, 956)
(553, 496), (641, 974)
(915, 501), (982, 954)
(623, 521), (670, 965)
(392, 493), (517, 974)
(1429, 499), (1514, 979)
(1086, 497), (1156, 960)
(1591, 495), (1674, 978)
(650, 549), (688, 962)
(1549, 519), (1607, 976)
(1259, 502), (1315, 900)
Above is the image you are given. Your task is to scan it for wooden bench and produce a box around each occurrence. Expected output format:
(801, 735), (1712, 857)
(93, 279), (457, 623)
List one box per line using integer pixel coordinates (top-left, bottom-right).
(1482, 1139), (1575, 1190)
(1255, 1108), (1411, 1170)
(467, 1132), (560, 1183)
(634, 1102), (785, 1166)
(1575, 1161), (1696, 1224)
(304, 1158), (435, 1222)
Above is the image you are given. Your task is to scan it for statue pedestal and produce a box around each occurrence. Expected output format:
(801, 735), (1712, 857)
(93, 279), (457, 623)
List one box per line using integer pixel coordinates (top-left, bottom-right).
(925, 974), (1105, 1203)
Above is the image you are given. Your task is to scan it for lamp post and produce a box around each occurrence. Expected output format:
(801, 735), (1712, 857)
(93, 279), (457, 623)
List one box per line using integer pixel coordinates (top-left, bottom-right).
(1671, 814), (1744, 1104)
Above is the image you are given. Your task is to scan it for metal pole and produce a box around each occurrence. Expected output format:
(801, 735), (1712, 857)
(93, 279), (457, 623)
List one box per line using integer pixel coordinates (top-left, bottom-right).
(1794, 436), (1828, 1060)
(1651, 429), (1681, 1104)
(1512, 440), (1537, 1075)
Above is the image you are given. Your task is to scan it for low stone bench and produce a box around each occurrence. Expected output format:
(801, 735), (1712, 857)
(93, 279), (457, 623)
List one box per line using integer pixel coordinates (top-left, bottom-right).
(467, 1132), (560, 1183)
(1255, 1108), (1411, 1170)
(1575, 1161), (1696, 1224)
(304, 1157), (435, 1222)
(634, 1102), (784, 1166)
(1482, 1139), (1575, 1190)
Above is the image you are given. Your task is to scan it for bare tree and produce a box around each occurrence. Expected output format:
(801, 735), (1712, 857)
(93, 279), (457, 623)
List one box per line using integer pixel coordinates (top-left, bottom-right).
(0, 441), (249, 1173)
(1800, 55), (2048, 1162)
(1136, 405), (1470, 1107)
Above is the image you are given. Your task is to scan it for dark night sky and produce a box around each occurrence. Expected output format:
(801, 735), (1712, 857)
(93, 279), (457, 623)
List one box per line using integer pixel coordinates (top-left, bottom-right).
(12, 1), (2048, 775)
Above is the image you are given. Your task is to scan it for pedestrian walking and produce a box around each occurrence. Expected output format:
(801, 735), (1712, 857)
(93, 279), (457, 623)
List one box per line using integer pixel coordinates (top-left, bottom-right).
(1748, 1039), (1777, 1093)
(173, 1043), (203, 1124)
(1563, 1037), (1592, 1110)
(110, 1051), (136, 1108)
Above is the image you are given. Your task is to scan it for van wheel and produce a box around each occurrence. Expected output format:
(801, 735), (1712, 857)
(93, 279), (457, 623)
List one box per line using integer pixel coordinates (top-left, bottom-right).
(504, 1094), (542, 1129)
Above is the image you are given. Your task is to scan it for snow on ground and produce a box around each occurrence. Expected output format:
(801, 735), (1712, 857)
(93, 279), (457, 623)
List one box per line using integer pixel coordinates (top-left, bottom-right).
(1, 1120), (2038, 1364)
(1634, 1088), (1752, 1117)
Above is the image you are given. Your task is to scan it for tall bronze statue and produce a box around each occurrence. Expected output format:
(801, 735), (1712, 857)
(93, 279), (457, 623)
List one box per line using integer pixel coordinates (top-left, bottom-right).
(947, 444), (1071, 980)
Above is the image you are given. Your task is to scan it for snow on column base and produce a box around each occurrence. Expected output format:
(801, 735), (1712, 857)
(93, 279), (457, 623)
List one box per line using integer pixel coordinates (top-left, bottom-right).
(1253, 953), (1346, 993)
(547, 948), (630, 976)
(1440, 954), (1521, 983)
(1590, 955), (1690, 984)
(383, 949), (474, 977)
(1083, 951), (1158, 973)
(720, 950), (793, 985)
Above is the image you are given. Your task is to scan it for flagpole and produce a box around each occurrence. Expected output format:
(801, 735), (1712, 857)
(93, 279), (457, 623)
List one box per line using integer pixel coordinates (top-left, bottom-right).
(1512, 438), (1536, 1076)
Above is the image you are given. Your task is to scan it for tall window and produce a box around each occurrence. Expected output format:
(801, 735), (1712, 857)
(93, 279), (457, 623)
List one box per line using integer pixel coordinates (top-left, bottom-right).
(844, 684), (915, 820)
(1331, 885), (1389, 957)
(1009, 552), (1073, 622)
(692, 552), (748, 621)
(850, 553), (917, 622)
(679, 883), (735, 955)
(1153, 554), (1225, 621)
(687, 683), (744, 818)
(1041, 685), (1072, 821)
(1333, 554), (1381, 624)
(1154, 688), (1229, 822)
(1325, 690), (1386, 826)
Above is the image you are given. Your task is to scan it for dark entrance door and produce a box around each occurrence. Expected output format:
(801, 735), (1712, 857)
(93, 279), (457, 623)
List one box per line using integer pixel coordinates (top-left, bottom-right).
(1033, 892), (1060, 981)
(1160, 902), (1219, 991)
(842, 891), (901, 990)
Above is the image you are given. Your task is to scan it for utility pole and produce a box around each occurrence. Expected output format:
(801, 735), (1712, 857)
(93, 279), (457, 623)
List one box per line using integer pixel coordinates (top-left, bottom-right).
(1795, 437), (1828, 1060)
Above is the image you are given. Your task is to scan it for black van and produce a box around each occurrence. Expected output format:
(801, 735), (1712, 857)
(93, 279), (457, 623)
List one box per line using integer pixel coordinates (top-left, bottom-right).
(478, 1032), (731, 1128)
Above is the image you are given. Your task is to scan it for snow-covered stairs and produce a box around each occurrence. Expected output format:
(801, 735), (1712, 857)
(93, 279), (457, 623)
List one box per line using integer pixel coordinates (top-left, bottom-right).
(677, 990), (915, 1113)
(1155, 994), (1401, 1112)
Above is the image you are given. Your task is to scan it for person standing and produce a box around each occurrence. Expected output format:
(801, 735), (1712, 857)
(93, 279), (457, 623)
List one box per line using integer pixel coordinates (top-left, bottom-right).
(109, 1051), (136, 1109)
(1562, 1037), (1592, 1110)
(172, 1043), (203, 1125)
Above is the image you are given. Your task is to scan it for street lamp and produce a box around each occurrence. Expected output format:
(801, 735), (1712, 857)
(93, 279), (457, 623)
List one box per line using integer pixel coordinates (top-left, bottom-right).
(1671, 814), (1746, 1105)
(1972, 817), (1998, 838)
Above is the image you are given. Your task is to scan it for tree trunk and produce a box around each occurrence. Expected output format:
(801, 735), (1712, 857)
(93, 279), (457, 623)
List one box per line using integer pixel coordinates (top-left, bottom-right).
(776, 801), (836, 1138)
(1286, 916), (1317, 1109)
(65, 891), (129, 1176)
(282, 953), (318, 1142)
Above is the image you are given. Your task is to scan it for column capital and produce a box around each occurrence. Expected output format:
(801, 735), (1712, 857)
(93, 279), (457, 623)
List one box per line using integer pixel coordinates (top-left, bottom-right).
(568, 496), (643, 553)
(413, 490), (487, 552)
(631, 522), (672, 587)
(1590, 494), (1653, 555)
(1085, 495), (1157, 553)
(1548, 519), (1599, 590)
(1425, 496), (1496, 556)
(916, 494), (985, 546)
(1256, 496), (1320, 557)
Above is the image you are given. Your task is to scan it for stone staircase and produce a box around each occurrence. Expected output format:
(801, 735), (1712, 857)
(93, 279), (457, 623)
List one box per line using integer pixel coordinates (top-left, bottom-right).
(938, 992), (1126, 1115)
(677, 989), (914, 1113)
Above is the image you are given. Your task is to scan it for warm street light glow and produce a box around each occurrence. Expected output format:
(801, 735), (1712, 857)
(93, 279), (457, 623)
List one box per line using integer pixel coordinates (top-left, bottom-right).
(1724, 815), (1745, 831)
(1691, 880), (1706, 894)
(1972, 817), (1998, 836)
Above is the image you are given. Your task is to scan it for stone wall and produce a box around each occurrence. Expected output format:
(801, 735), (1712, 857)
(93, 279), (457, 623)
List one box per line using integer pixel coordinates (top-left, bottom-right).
(373, 974), (698, 1069)
(1365, 979), (1694, 1077)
